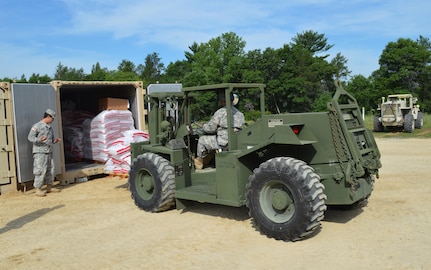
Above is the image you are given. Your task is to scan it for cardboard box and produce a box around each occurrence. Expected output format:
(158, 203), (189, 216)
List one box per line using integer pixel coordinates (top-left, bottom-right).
(99, 97), (128, 111)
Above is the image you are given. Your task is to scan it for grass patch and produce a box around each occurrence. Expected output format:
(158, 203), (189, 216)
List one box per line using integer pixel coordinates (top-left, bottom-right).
(364, 113), (431, 138)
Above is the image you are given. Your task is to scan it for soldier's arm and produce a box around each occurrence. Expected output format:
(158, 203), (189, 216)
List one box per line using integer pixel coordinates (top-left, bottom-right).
(203, 108), (223, 133)
(28, 125), (40, 143)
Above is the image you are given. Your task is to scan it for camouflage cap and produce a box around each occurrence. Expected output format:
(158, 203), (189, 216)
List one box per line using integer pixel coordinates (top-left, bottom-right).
(45, 109), (56, 118)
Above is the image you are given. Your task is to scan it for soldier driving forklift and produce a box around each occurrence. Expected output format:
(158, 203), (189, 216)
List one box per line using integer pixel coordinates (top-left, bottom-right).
(128, 82), (381, 241)
(193, 92), (244, 169)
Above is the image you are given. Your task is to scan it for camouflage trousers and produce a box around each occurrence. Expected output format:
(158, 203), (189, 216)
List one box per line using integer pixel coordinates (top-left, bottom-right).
(32, 153), (55, 189)
(196, 135), (225, 158)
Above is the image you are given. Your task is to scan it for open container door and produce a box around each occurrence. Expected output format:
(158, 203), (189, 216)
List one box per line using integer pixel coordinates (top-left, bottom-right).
(50, 80), (146, 184)
(11, 83), (62, 184)
(0, 82), (18, 193)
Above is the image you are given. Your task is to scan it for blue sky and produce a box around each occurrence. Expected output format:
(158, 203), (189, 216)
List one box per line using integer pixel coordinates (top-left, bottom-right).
(1, 0), (430, 80)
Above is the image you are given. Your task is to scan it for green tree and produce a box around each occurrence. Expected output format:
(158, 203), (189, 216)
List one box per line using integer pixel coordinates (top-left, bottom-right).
(185, 42), (199, 63)
(117, 60), (136, 73)
(181, 32), (249, 116)
(0, 77), (11, 82)
(163, 60), (192, 83)
(184, 32), (246, 85)
(15, 74), (28, 83)
(331, 52), (351, 80)
(54, 62), (85, 80)
(86, 62), (108, 81)
(106, 70), (140, 81)
(279, 36), (336, 112)
(182, 69), (208, 87)
(240, 49), (266, 114)
(139, 52), (165, 85)
(346, 75), (377, 112)
(110, 60), (140, 81)
(259, 45), (294, 113)
(242, 49), (264, 83)
(378, 38), (428, 92)
(28, 73), (51, 83)
(290, 30), (334, 58)
(376, 37), (431, 111)
(417, 35), (431, 50)
(54, 62), (68, 79)
(416, 36), (431, 111)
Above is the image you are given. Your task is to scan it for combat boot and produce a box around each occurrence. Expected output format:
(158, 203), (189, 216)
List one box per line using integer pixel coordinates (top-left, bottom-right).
(194, 157), (203, 170)
(202, 153), (214, 167)
(35, 188), (46, 197)
(46, 184), (61, 193)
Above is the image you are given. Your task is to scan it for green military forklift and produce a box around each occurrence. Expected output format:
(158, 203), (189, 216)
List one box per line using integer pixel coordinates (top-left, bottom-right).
(128, 82), (381, 241)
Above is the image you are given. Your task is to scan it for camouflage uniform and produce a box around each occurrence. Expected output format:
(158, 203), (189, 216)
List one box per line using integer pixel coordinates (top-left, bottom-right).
(196, 106), (245, 158)
(28, 120), (56, 189)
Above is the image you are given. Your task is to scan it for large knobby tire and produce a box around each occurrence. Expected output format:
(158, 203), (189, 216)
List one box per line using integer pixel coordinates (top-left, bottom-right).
(373, 116), (384, 132)
(128, 153), (176, 212)
(415, 112), (424, 129)
(246, 157), (327, 241)
(404, 113), (414, 133)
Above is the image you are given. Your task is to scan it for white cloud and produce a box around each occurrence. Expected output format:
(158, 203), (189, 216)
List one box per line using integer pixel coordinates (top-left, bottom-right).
(1, 0), (430, 78)
(0, 42), (116, 79)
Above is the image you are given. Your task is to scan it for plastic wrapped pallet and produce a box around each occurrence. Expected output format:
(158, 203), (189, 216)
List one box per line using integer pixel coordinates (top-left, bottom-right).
(83, 110), (135, 162)
(104, 129), (149, 175)
(62, 110), (96, 160)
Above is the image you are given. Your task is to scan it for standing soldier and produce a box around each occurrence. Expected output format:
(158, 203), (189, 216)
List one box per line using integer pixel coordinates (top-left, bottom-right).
(28, 109), (62, 197)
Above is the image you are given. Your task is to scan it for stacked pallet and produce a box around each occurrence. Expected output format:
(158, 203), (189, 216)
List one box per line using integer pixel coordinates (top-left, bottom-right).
(104, 130), (149, 175)
(82, 110), (149, 175)
(83, 110), (135, 162)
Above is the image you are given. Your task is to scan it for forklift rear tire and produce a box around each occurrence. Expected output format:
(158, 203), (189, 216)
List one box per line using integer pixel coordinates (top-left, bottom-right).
(246, 157), (327, 241)
(404, 113), (415, 133)
(129, 153), (175, 212)
(415, 112), (424, 129)
(373, 116), (384, 132)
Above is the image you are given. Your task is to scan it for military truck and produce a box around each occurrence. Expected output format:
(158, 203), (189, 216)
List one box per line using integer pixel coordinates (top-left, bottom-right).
(128, 81), (382, 241)
(374, 93), (423, 133)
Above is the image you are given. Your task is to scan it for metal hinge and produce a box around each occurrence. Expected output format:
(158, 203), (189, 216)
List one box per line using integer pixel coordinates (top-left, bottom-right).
(0, 91), (11, 100)
(1, 145), (13, 152)
(1, 170), (16, 179)
(0, 119), (13, 126)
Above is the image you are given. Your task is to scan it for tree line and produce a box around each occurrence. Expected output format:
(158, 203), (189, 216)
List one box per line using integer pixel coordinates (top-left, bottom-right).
(2, 31), (430, 114)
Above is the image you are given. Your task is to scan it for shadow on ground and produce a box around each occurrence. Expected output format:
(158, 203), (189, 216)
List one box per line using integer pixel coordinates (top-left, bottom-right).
(0, 205), (65, 235)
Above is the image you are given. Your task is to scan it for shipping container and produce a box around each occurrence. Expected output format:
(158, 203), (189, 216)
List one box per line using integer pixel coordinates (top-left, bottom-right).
(0, 81), (146, 194)
(0, 82), (17, 193)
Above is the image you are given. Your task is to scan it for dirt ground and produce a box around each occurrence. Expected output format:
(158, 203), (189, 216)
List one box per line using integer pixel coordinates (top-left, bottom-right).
(0, 138), (430, 270)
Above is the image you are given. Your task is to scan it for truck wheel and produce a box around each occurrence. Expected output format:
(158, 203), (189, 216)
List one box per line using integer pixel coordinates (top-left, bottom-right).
(246, 157), (327, 241)
(129, 153), (175, 212)
(373, 116), (384, 132)
(404, 113), (414, 133)
(415, 112), (424, 129)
